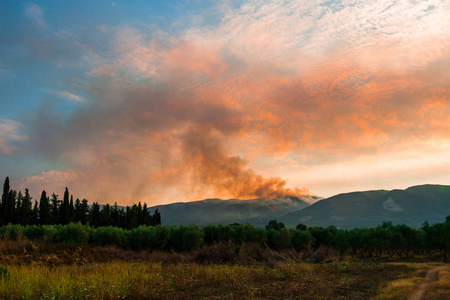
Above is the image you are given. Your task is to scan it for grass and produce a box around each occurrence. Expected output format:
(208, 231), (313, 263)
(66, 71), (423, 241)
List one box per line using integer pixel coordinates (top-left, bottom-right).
(0, 241), (447, 299)
(0, 260), (415, 299)
(422, 264), (450, 300)
(374, 262), (450, 300)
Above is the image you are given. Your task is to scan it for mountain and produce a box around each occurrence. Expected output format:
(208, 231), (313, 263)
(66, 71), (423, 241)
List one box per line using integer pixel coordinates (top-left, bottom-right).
(280, 184), (450, 229)
(148, 195), (319, 226)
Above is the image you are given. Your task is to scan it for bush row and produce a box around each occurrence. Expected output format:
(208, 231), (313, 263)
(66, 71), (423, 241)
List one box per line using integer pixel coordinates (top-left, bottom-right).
(1, 217), (449, 260)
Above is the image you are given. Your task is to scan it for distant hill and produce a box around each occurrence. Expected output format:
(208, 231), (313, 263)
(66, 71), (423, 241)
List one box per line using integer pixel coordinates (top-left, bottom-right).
(280, 184), (450, 229)
(148, 195), (319, 227)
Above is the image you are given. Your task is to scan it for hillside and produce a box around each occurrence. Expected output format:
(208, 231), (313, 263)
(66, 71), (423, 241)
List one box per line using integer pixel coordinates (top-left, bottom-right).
(148, 195), (319, 226)
(280, 184), (450, 229)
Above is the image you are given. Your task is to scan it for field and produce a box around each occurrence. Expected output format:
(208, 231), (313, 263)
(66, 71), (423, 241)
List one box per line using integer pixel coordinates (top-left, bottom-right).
(0, 243), (449, 299)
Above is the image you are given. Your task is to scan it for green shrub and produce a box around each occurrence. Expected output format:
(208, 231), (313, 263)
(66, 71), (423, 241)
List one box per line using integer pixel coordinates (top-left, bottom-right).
(182, 225), (204, 252)
(242, 224), (266, 245)
(168, 225), (204, 252)
(0, 224), (24, 241)
(290, 229), (314, 251)
(267, 228), (291, 250)
(154, 225), (171, 249)
(54, 223), (92, 246)
(129, 225), (171, 250)
(94, 226), (128, 247)
(130, 226), (156, 250)
(23, 225), (48, 241)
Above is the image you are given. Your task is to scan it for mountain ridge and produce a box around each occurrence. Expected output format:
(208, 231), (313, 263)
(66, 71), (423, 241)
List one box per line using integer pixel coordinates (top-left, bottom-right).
(280, 184), (450, 229)
(143, 184), (450, 228)
(148, 195), (319, 227)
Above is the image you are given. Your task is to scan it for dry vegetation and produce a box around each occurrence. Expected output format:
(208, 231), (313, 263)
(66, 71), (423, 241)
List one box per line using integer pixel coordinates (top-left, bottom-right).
(422, 264), (450, 300)
(2, 240), (445, 299)
(0, 260), (418, 299)
(0, 237), (449, 300)
(373, 262), (450, 300)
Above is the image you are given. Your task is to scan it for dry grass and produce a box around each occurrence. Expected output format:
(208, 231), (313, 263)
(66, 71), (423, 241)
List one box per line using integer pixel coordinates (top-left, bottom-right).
(373, 262), (447, 300)
(0, 260), (414, 299)
(0, 240), (438, 299)
(422, 264), (450, 300)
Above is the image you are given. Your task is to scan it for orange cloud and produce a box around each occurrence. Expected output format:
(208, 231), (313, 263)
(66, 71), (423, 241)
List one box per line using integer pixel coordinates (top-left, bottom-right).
(18, 1), (450, 204)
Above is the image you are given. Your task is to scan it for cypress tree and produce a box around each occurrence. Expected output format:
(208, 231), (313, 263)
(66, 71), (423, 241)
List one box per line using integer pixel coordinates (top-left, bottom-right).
(142, 203), (150, 225)
(100, 203), (111, 227)
(15, 191), (22, 224)
(118, 206), (126, 228)
(19, 189), (33, 225)
(69, 195), (74, 222)
(137, 202), (143, 225)
(6, 190), (16, 224)
(126, 204), (139, 229)
(74, 198), (82, 223)
(39, 190), (51, 225)
(80, 199), (89, 224)
(32, 200), (39, 225)
(111, 202), (120, 227)
(60, 187), (70, 224)
(1, 177), (10, 224)
(51, 193), (60, 224)
(89, 202), (101, 228)
(153, 209), (161, 225)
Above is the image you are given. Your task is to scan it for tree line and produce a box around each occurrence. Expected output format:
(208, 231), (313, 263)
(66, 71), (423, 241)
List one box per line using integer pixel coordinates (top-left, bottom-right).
(0, 177), (161, 229)
(1, 216), (449, 261)
(1, 176), (449, 261)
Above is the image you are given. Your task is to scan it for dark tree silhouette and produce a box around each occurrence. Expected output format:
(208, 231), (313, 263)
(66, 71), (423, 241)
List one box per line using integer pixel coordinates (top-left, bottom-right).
(18, 189), (33, 225)
(69, 195), (74, 222)
(100, 203), (111, 227)
(0, 176), (163, 229)
(89, 202), (101, 228)
(265, 220), (285, 231)
(39, 190), (51, 225)
(6, 190), (16, 224)
(60, 187), (70, 225)
(1, 177), (10, 224)
(153, 209), (161, 226)
(51, 193), (60, 224)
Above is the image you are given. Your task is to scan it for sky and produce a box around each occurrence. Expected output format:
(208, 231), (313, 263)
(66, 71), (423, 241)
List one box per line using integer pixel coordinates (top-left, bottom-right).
(1, 0), (449, 206)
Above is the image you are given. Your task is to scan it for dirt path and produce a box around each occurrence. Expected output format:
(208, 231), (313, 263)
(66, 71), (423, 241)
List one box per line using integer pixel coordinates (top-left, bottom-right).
(408, 267), (441, 300)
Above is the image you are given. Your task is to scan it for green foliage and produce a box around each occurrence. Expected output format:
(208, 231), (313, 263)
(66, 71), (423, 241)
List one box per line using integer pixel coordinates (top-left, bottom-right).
(130, 225), (171, 250)
(54, 223), (93, 246)
(203, 223), (266, 246)
(267, 228), (291, 250)
(330, 230), (350, 256)
(296, 223), (307, 230)
(23, 225), (55, 242)
(308, 226), (334, 248)
(265, 220), (285, 231)
(93, 226), (128, 247)
(168, 225), (204, 252)
(290, 229), (314, 251)
(0, 224), (24, 240)
(422, 219), (450, 260)
(1, 188), (450, 262)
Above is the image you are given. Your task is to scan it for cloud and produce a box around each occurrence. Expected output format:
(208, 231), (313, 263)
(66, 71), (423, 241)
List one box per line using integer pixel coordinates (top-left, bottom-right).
(51, 91), (85, 102)
(0, 119), (28, 155)
(24, 3), (46, 28)
(15, 0), (450, 204)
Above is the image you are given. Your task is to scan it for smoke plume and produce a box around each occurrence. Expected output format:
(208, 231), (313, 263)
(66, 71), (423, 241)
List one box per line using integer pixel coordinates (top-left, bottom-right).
(183, 128), (310, 199)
